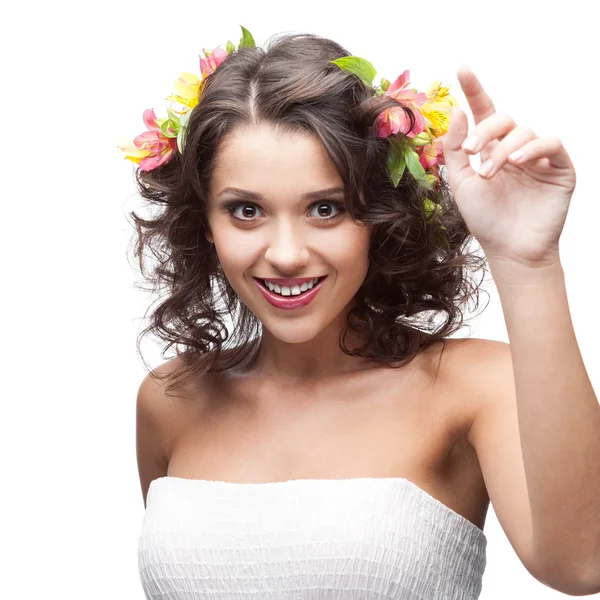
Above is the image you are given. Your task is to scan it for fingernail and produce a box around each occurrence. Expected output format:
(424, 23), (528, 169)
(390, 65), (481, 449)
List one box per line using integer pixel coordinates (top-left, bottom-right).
(478, 159), (494, 177)
(509, 150), (524, 163)
(462, 136), (480, 152)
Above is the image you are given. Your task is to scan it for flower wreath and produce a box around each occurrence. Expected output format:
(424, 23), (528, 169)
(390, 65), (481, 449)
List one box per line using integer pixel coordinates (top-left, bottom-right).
(118, 25), (458, 248)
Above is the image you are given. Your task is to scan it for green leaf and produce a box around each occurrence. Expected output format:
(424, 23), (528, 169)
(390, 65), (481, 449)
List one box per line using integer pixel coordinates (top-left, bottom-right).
(405, 146), (429, 184)
(424, 197), (445, 226)
(421, 179), (436, 192)
(424, 173), (439, 190)
(160, 119), (178, 138)
(179, 111), (191, 127)
(239, 25), (256, 48)
(380, 77), (391, 92)
(386, 145), (406, 187)
(388, 135), (407, 154)
(410, 131), (433, 147)
(177, 126), (187, 153)
(226, 40), (236, 54)
(423, 197), (436, 222)
(165, 108), (181, 124)
(330, 56), (377, 87)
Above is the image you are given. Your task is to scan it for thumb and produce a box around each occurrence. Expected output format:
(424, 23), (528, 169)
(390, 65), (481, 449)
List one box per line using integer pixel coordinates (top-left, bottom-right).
(442, 106), (474, 190)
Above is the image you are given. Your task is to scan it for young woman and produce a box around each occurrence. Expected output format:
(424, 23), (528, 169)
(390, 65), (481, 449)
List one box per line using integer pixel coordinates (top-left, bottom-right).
(121, 27), (599, 600)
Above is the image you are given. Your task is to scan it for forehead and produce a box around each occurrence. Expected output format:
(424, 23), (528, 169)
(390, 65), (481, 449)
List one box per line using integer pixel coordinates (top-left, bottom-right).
(209, 123), (342, 197)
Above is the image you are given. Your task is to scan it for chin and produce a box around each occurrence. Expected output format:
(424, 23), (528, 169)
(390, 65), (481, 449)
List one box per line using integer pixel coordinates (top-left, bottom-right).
(259, 319), (323, 344)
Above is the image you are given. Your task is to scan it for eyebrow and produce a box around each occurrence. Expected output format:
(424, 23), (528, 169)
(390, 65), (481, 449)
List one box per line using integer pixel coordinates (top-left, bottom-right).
(216, 186), (345, 201)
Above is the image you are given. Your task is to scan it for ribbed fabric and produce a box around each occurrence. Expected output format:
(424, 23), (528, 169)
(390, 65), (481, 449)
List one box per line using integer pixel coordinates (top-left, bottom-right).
(138, 476), (487, 599)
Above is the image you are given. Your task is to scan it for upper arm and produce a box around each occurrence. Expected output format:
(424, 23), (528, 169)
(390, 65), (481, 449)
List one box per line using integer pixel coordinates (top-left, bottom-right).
(136, 368), (173, 509)
(464, 339), (549, 583)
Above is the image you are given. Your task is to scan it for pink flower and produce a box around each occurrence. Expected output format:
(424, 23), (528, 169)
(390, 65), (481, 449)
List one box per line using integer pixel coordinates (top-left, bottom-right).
(376, 106), (425, 138)
(375, 70), (428, 138)
(418, 138), (445, 170)
(199, 47), (229, 78)
(119, 108), (178, 171)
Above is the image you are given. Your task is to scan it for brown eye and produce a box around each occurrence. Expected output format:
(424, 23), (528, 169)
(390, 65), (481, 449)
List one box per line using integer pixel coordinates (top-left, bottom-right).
(224, 199), (345, 223)
(308, 201), (345, 221)
(225, 202), (264, 221)
(240, 205), (258, 219)
(317, 203), (333, 217)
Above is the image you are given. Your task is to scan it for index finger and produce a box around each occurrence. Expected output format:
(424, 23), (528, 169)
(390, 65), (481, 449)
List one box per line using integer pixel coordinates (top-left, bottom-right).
(456, 65), (496, 125)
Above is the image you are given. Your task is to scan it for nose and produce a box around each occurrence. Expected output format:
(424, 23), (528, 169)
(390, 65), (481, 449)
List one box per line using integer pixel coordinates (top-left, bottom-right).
(263, 220), (310, 274)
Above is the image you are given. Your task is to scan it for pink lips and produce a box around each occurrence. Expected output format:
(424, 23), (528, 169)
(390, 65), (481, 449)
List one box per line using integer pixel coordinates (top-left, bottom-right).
(254, 276), (327, 310)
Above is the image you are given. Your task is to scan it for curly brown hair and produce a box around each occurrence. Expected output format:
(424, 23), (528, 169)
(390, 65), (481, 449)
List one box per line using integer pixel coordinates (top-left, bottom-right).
(126, 30), (491, 396)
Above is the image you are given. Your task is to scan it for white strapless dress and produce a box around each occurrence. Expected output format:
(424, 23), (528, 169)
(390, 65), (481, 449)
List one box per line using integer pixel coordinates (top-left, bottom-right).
(138, 476), (487, 599)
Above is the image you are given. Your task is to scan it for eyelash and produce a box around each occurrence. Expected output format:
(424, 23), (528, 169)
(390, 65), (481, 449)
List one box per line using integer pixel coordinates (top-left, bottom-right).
(223, 200), (346, 223)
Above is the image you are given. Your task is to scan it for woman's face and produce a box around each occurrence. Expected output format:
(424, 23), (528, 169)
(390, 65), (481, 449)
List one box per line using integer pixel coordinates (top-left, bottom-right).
(205, 122), (371, 344)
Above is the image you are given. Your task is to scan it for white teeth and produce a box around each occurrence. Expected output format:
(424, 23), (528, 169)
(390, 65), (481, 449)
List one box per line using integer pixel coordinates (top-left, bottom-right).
(263, 277), (321, 296)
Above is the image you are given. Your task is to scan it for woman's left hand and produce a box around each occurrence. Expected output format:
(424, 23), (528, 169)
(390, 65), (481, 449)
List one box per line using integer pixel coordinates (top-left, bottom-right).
(441, 66), (577, 268)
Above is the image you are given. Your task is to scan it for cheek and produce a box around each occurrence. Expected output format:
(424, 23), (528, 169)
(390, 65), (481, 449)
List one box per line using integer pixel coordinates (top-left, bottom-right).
(325, 225), (371, 272)
(210, 226), (263, 282)
(214, 238), (257, 271)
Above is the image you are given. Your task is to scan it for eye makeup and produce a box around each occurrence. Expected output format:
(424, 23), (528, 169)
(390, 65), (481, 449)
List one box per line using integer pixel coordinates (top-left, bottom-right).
(222, 200), (346, 223)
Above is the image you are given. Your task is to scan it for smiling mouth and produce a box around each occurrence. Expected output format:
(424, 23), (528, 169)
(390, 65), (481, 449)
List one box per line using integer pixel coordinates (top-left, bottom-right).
(254, 276), (326, 296)
(252, 275), (328, 310)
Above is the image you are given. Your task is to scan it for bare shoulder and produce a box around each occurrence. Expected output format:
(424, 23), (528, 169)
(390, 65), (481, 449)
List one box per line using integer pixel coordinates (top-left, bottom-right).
(442, 336), (511, 421)
(425, 337), (509, 433)
(135, 356), (209, 507)
(435, 336), (508, 381)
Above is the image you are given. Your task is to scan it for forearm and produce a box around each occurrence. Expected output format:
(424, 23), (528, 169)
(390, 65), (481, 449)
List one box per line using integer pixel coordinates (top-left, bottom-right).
(489, 255), (600, 583)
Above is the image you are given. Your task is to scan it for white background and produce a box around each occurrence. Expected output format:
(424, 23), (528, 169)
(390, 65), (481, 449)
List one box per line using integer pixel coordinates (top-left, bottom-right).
(2, 0), (598, 598)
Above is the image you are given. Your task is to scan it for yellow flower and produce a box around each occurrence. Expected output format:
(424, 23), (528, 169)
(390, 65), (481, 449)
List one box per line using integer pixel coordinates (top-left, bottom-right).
(420, 80), (458, 138)
(165, 72), (203, 114)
